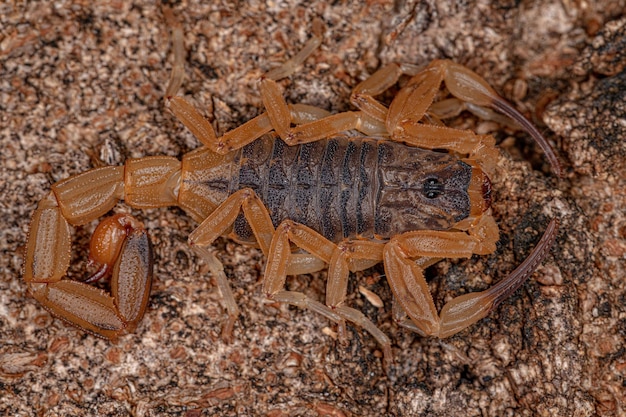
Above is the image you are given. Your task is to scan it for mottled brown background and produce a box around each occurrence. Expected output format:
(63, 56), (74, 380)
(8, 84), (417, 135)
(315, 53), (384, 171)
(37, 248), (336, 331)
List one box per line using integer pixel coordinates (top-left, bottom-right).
(1, 1), (625, 416)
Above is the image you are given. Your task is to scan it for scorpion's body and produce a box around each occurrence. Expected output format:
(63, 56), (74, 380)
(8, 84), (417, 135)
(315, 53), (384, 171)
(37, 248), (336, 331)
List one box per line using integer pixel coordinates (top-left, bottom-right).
(187, 134), (488, 244)
(22, 9), (560, 369)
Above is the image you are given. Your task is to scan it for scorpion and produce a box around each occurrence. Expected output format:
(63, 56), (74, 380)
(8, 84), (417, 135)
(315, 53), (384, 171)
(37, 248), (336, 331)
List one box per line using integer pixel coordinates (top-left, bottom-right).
(23, 9), (560, 366)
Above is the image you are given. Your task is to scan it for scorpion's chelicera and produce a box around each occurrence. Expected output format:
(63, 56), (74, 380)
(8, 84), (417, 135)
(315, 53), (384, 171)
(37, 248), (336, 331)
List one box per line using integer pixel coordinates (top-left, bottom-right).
(23, 10), (560, 365)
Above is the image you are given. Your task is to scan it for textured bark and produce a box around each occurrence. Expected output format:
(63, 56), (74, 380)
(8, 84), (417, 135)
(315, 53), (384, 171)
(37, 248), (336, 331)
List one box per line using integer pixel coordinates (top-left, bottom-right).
(1, 1), (624, 416)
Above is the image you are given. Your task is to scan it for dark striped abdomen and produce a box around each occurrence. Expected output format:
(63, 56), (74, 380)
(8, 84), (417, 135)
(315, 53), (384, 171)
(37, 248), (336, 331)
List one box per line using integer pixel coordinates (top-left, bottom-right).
(230, 135), (375, 242)
(229, 134), (472, 243)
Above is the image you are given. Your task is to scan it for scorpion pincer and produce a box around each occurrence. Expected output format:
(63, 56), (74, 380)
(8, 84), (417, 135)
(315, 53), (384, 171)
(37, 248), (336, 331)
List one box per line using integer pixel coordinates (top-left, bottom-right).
(23, 9), (560, 366)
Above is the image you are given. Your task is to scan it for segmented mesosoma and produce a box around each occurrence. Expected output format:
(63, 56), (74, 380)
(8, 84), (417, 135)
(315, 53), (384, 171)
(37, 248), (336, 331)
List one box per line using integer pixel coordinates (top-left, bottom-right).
(23, 9), (560, 367)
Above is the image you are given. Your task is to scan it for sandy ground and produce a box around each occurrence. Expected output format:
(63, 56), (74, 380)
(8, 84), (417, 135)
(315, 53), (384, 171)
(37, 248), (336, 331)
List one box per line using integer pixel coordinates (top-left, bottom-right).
(1, 1), (625, 416)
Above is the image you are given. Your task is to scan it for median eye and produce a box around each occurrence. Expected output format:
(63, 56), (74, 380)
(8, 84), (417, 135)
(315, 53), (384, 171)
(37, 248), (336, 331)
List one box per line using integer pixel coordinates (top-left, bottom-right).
(423, 178), (443, 199)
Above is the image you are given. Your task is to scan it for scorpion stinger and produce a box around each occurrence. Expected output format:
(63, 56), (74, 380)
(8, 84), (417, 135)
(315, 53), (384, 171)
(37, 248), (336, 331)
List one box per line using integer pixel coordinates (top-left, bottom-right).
(24, 189), (153, 340)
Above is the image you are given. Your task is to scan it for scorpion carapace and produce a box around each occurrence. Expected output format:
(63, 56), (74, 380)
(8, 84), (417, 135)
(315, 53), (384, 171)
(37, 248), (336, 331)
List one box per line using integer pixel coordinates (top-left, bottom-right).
(208, 135), (486, 244)
(23, 8), (560, 369)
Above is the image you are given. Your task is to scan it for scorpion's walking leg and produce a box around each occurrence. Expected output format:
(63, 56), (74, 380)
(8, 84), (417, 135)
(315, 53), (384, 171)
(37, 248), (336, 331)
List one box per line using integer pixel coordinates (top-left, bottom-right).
(189, 190), (359, 343)
(259, 59), (495, 150)
(256, 20), (371, 143)
(384, 216), (559, 337)
(263, 221), (393, 364)
(187, 188), (333, 340)
(163, 6), (274, 153)
(164, 16), (344, 153)
(259, 56), (392, 144)
(187, 188), (275, 340)
(260, 62), (437, 144)
(298, 59), (562, 176)
(343, 62), (505, 173)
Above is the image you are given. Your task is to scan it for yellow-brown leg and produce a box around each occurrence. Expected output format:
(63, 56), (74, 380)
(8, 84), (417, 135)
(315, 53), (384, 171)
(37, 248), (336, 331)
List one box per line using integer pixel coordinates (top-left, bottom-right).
(189, 189), (274, 254)
(262, 220), (392, 363)
(186, 186), (344, 340)
(294, 58), (560, 176)
(350, 64), (404, 123)
(260, 59), (407, 144)
(275, 59), (498, 169)
(285, 61), (431, 138)
(164, 26), (347, 153)
(188, 188), (275, 340)
(165, 19), (388, 152)
(261, 221), (344, 327)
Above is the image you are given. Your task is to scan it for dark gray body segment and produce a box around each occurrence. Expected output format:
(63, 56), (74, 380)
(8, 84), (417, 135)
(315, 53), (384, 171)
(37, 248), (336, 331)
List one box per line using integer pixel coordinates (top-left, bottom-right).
(226, 135), (472, 243)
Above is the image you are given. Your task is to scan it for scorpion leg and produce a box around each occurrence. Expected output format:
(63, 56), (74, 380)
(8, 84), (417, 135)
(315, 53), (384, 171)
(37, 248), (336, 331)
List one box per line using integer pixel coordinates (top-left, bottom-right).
(291, 61), (500, 172)
(256, 23), (394, 143)
(165, 12), (386, 151)
(274, 62), (434, 142)
(262, 221), (345, 332)
(264, 220), (393, 364)
(164, 15), (355, 153)
(390, 257), (441, 327)
(260, 74), (388, 144)
(321, 59), (559, 177)
(165, 41), (344, 151)
(188, 189), (345, 340)
(189, 188), (275, 254)
(188, 188), (276, 340)
(167, 96), (341, 154)
(163, 6), (272, 154)
(262, 60), (501, 146)
(349, 64), (404, 124)
(368, 65), (501, 174)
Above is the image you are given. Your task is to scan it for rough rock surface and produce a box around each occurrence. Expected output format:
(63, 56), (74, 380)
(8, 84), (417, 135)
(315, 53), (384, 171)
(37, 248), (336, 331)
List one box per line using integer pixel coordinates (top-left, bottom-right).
(1, 1), (624, 416)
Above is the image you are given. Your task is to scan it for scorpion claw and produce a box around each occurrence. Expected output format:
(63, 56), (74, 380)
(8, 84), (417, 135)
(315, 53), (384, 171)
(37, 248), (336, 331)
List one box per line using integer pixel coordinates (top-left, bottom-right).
(490, 97), (562, 177)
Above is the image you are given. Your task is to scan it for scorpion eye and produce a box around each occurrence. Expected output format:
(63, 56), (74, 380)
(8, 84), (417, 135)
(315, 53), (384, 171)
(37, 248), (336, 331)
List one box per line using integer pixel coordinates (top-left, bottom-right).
(423, 178), (443, 199)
